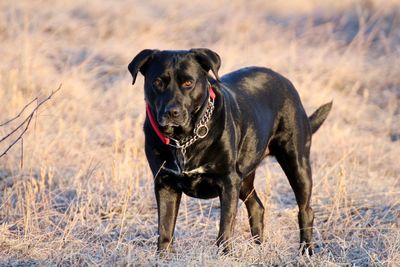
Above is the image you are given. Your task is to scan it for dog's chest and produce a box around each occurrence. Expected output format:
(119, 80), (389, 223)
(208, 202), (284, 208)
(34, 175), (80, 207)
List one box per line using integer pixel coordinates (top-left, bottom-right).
(182, 166), (206, 175)
(177, 170), (220, 199)
(174, 148), (206, 173)
(167, 153), (220, 199)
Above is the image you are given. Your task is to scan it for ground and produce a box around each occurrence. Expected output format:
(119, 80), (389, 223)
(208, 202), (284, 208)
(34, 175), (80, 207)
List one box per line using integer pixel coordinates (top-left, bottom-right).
(0, 0), (399, 266)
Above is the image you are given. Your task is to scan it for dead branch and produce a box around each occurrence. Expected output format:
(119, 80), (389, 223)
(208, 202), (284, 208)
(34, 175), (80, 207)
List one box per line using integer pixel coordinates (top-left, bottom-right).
(0, 110), (35, 158)
(0, 97), (37, 127)
(0, 84), (62, 159)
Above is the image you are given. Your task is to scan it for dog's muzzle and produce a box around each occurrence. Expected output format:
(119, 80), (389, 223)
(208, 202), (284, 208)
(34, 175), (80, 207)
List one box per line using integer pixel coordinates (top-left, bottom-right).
(158, 105), (188, 127)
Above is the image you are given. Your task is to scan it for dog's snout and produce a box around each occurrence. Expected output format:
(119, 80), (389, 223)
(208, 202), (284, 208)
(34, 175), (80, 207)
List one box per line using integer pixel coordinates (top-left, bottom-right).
(158, 104), (186, 127)
(166, 106), (181, 118)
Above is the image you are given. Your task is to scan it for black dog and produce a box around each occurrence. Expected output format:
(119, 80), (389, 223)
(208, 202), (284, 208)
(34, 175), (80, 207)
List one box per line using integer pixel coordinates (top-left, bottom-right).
(128, 48), (332, 255)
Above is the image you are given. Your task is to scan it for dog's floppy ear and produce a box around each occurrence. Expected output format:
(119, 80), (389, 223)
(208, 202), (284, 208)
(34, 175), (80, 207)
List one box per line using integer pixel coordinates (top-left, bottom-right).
(128, 49), (158, 85)
(190, 48), (221, 81)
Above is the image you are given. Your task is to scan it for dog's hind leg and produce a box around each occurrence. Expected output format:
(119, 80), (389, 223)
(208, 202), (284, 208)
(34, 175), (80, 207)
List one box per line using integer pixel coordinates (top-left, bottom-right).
(272, 133), (315, 255)
(239, 171), (265, 244)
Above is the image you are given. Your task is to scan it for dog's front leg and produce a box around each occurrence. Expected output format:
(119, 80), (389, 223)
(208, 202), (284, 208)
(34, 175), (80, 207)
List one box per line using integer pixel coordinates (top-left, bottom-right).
(217, 177), (240, 254)
(155, 177), (182, 253)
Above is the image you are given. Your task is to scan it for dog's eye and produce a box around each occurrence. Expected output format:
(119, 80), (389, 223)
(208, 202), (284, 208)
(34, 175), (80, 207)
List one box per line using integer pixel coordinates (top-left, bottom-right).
(182, 80), (193, 88)
(153, 79), (163, 88)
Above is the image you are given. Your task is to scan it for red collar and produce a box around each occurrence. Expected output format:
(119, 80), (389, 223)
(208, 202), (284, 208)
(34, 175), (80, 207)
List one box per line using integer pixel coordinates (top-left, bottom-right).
(146, 87), (216, 145)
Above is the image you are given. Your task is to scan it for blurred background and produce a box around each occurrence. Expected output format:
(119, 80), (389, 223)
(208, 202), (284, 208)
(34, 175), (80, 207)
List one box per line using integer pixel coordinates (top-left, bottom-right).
(0, 0), (399, 265)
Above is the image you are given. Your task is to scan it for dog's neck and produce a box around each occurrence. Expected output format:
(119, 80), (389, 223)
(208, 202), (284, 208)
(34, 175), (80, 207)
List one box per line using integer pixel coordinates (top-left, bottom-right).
(163, 84), (221, 174)
(146, 84), (216, 148)
(175, 88), (215, 139)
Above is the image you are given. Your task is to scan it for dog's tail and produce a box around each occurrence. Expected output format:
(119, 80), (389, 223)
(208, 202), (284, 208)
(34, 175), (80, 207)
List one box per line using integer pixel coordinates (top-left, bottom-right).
(309, 101), (333, 134)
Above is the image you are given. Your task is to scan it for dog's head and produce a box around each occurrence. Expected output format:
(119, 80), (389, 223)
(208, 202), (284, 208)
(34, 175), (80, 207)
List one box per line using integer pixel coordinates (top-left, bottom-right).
(128, 48), (220, 135)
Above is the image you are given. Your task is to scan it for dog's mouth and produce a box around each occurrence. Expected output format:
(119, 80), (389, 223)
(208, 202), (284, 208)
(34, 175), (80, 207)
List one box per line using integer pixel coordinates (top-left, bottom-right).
(157, 107), (190, 127)
(157, 116), (191, 137)
(158, 120), (180, 128)
(159, 125), (175, 137)
(158, 116), (188, 127)
(159, 123), (189, 138)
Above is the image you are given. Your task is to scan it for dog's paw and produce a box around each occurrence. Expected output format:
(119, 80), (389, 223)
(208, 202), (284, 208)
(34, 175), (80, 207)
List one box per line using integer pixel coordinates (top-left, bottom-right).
(156, 246), (176, 260)
(299, 242), (314, 256)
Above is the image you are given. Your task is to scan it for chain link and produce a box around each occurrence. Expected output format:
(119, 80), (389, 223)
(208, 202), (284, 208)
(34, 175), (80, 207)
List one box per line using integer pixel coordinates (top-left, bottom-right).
(169, 95), (215, 156)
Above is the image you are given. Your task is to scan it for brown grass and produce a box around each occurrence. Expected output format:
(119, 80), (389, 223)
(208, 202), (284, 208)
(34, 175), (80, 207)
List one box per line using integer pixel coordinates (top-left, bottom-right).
(0, 0), (399, 266)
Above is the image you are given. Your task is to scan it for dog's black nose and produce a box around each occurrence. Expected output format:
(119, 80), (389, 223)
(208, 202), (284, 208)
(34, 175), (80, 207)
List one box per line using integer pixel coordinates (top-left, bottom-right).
(165, 106), (181, 118)
(158, 105), (186, 127)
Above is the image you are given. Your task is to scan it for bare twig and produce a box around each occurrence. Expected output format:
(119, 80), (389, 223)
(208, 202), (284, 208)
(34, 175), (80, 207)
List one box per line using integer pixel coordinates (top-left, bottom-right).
(0, 106), (35, 143)
(0, 111), (34, 158)
(0, 97), (38, 127)
(0, 84), (62, 159)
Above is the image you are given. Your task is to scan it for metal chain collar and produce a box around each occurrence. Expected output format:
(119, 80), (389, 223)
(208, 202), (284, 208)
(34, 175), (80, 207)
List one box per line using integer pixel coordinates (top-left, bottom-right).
(169, 94), (215, 156)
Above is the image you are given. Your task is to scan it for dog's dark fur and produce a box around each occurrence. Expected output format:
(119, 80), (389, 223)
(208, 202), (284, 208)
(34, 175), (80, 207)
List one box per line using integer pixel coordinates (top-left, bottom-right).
(128, 48), (332, 255)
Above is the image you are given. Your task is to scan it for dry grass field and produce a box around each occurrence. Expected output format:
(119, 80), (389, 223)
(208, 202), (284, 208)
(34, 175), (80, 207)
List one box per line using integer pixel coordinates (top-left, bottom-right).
(0, 0), (399, 266)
